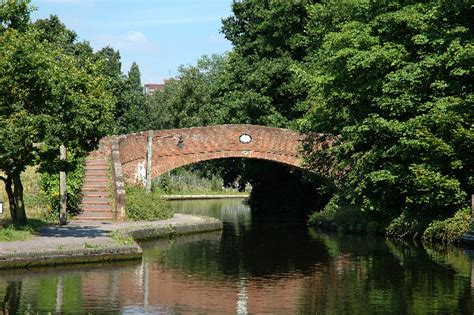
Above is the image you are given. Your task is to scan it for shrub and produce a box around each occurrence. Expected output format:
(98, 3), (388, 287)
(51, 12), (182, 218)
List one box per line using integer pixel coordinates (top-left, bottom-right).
(309, 195), (384, 234)
(125, 185), (173, 221)
(39, 157), (85, 221)
(385, 213), (426, 239)
(423, 208), (471, 243)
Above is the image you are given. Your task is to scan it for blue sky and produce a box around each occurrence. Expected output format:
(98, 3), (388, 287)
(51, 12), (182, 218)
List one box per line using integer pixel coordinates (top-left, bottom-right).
(31, 0), (234, 83)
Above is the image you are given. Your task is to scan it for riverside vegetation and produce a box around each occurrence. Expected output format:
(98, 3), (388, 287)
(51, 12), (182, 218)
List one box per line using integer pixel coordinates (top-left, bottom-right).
(1, 0), (472, 242)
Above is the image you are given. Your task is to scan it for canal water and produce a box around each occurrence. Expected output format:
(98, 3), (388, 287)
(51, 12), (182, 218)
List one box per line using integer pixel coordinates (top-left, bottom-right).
(1, 199), (473, 313)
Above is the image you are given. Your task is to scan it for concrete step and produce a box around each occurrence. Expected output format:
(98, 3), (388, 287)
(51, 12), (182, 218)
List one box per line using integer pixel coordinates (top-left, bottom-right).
(84, 174), (108, 179)
(81, 204), (111, 211)
(86, 159), (108, 164)
(82, 185), (109, 191)
(85, 169), (108, 176)
(85, 165), (108, 171)
(83, 178), (108, 184)
(77, 211), (113, 218)
(83, 185), (108, 190)
(75, 216), (113, 222)
(83, 191), (110, 198)
(81, 198), (110, 205)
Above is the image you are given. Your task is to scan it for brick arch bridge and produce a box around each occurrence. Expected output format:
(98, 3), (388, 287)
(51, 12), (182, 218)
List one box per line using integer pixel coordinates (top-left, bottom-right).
(118, 124), (308, 183)
(78, 124), (322, 221)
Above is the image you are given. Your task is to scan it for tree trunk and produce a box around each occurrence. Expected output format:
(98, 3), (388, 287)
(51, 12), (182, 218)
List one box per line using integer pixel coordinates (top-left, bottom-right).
(4, 176), (17, 224)
(12, 173), (27, 227)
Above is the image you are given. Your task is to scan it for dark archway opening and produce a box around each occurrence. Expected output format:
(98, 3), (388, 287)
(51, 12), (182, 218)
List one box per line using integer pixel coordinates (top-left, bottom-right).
(158, 158), (335, 220)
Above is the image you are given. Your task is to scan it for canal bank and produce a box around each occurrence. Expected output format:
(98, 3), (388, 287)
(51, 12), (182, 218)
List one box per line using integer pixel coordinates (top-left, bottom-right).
(162, 194), (249, 200)
(0, 214), (222, 269)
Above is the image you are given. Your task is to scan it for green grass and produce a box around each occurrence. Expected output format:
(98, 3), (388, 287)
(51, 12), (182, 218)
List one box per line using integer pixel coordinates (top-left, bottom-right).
(0, 167), (53, 242)
(157, 190), (249, 196)
(155, 169), (251, 195)
(83, 242), (104, 249)
(109, 230), (135, 246)
(0, 218), (48, 242)
(1, 167), (51, 222)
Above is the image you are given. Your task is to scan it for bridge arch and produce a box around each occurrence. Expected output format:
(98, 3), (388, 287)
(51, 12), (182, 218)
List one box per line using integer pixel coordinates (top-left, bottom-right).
(116, 124), (307, 184)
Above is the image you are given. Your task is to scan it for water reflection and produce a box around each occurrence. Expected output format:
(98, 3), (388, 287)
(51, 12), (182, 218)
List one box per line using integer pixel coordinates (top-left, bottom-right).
(0, 199), (472, 313)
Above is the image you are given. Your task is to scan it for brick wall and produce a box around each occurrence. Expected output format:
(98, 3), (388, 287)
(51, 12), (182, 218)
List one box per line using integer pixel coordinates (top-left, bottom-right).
(118, 125), (307, 184)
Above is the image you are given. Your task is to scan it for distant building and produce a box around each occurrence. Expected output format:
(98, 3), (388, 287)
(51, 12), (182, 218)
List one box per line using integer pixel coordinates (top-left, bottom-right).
(144, 79), (172, 95)
(144, 83), (164, 95)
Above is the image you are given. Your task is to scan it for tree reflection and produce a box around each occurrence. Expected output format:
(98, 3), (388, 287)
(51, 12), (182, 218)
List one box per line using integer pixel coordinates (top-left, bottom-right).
(2, 282), (21, 314)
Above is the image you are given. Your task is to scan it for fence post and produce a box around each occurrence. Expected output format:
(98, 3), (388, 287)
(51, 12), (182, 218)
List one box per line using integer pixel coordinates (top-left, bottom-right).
(59, 144), (67, 225)
(146, 130), (153, 193)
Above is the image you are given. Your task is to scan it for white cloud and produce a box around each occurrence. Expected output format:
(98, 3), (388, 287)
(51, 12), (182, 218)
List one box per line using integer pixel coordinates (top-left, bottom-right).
(92, 31), (157, 53)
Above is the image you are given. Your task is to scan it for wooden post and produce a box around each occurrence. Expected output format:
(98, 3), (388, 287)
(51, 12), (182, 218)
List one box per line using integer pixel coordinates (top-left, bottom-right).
(59, 144), (67, 225)
(146, 130), (153, 193)
(472, 194), (474, 222)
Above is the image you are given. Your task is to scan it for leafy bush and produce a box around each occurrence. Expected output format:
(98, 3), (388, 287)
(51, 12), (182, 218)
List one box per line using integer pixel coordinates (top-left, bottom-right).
(125, 185), (173, 221)
(39, 157), (85, 221)
(423, 208), (471, 243)
(309, 196), (383, 235)
(385, 213), (427, 240)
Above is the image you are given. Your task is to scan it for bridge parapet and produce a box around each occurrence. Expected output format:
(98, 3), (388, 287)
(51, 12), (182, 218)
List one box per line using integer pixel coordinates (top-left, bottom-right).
(117, 125), (306, 184)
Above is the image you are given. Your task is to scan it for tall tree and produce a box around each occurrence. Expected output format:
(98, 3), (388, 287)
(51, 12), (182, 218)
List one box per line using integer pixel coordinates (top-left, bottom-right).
(117, 62), (147, 133)
(299, 0), (473, 237)
(217, 0), (316, 127)
(0, 0), (113, 226)
(146, 54), (226, 130)
(95, 46), (126, 133)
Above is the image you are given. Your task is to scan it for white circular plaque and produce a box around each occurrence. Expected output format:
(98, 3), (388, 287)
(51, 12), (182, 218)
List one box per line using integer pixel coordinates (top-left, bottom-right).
(239, 134), (252, 144)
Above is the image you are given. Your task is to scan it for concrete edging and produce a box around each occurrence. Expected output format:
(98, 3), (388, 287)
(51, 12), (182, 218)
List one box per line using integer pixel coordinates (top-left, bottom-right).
(125, 218), (223, 241)
(0, 215), (223, 270)
(0, 246), (141, 270)
(162, 194), (249, 200)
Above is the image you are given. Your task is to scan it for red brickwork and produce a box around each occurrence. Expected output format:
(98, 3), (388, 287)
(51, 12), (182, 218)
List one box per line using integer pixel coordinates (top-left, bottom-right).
(117, 125), (306, 184)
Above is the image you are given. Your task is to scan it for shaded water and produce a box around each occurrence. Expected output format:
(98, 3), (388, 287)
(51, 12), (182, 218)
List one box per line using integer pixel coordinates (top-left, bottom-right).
(1, 199), (473, 313)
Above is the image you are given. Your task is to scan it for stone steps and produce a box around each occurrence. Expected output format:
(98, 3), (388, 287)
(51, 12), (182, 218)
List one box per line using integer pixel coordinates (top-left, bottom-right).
(77, 156), (114, 222)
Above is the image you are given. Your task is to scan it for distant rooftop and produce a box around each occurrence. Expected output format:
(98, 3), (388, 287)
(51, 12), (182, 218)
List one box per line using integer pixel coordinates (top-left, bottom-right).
(144, 79), (173, 95)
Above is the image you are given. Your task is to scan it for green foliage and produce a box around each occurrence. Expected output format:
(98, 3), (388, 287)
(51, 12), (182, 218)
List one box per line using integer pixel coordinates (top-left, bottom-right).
(423, 208), (471, 243)
(154, 168), (245, 195)
(309, 195), (383, 235)
(218, 0), (314, 127)
(125, 185), (173, 221)
(385, 212), (426, 239)
(158, 173), (172, 194)
(146, 54), (226, 130)
(301, 0), (473, 239)
(0, 1), (113, 226)
(0, 0), (32, 32)
(39, 156), (85, 221)
(116, 62), (147, 133)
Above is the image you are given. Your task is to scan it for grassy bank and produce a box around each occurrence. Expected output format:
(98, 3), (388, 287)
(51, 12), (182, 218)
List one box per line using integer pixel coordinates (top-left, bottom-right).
(0, 219), (49, 242)
(0, 168), (51, 242)
(0, 167), (50, 221)
(155, 169), (250, 195)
